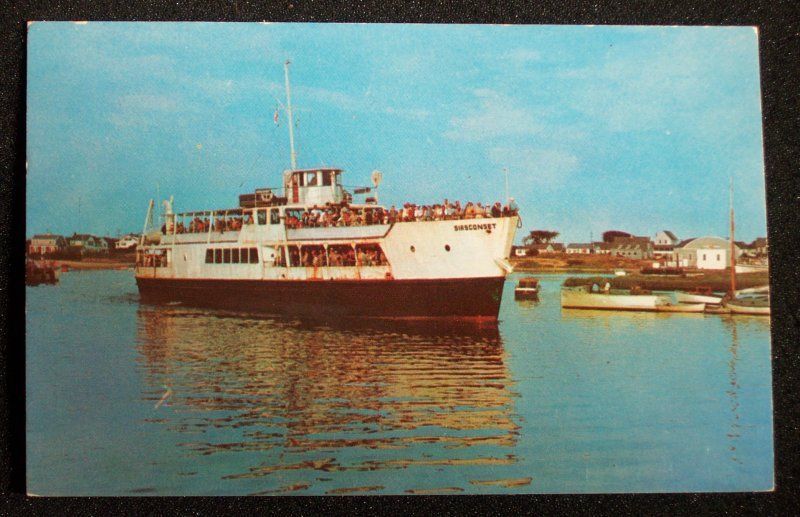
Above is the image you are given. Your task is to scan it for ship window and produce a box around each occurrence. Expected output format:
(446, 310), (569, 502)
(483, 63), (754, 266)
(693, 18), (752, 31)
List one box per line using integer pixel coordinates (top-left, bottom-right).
(275, 246), (287, 267)
(327, 245), (354, 267)
(257, 209), (267, 225)
(214, 249), (222, 264)
(287, 245), (300, 266)
(445, 244), (451, 252)
(223, 249), (231, 263)
(205, 249), (213, 263)
(301, 245), (326, 267)
(717, 254), (721, 261)
(410, 245), (415, 253)
(270, 209), (280, 224)
(355, 243), (388, 266)
(249, 248), (258, 263)
(232, 248), (240, 264)
(322, 171), (333, 186)
(306, 171), (318, 186)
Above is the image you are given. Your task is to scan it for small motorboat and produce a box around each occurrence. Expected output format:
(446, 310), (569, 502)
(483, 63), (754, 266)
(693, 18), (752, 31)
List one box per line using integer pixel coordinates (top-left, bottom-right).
(655, 302), (706, 313)
(676, 286), (724, 305)
(728, 296), (770, 316)
(735, 263), (769, 274)
(515, 277), (540, 300)
(561, 284), (666, 311)
(704, 304), (732, 314)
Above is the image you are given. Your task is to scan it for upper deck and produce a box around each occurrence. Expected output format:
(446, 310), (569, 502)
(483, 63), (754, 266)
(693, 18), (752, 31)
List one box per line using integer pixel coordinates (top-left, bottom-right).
(239, 168), (359, 209)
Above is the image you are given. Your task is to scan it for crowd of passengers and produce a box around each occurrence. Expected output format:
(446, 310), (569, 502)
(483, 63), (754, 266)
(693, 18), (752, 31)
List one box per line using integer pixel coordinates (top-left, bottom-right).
(162, 198), (519, 234)
(283, 246), (388, 268)
(286, 198), (519, 230)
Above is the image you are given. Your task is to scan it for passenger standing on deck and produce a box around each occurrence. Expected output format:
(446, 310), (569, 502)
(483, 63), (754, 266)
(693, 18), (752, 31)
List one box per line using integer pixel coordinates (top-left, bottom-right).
(464, 202), (475, 219)
(507, 197), (519, 215)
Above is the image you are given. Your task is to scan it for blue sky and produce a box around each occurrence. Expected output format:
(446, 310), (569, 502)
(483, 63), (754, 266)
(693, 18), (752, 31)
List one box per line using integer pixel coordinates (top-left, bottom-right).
(27, 23), (766, 243)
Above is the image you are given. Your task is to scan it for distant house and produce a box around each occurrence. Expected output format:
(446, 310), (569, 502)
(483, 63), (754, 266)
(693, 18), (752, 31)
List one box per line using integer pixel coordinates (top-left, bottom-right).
(116, 235), (139, 250)
(566, 243), (594, 254)
(611, 237), (654, 259)
(512, 243), (559, 256)
(611, 242), (651, 260)
(653, 230), (679, 258)
(673, 236), (742, 269)
(530, 243), (555, 254)
(29, 233), (67, 255)
(68, 233), (109, 255)
(592, 241), (612, 255)
(752, 237), (768, 256)
(654, 230), (679, 247)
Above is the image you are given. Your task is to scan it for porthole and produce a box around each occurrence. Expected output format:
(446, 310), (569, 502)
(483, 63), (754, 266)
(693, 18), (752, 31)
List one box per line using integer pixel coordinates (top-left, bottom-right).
(410, 245), (416, 252)
(445, 244), (451, 252)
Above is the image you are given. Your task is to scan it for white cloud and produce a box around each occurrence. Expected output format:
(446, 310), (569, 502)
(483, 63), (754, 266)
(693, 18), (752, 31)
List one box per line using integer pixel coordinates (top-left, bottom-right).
(285, 83), (430, 121)
(503, 48), (542, 64)
(488, 146), (580, 187)
(444, 88), (542, 141)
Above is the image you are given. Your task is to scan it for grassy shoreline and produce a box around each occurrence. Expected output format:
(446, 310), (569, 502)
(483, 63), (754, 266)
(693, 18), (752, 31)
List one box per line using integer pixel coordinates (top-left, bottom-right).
(561, 271), (769, 292)
(53, 258), (134, 270)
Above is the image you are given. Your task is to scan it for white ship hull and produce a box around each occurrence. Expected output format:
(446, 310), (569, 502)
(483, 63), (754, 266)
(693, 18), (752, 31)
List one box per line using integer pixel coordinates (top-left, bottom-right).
(136, 216), (519, 320)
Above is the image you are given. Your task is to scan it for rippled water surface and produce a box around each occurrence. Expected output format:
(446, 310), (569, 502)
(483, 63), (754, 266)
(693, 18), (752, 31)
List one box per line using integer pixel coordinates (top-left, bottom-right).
(26, 270), (773, 495)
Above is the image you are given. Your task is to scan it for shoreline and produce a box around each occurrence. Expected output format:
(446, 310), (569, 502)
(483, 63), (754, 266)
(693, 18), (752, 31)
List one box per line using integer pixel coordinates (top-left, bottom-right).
(53, 259), (134, 271)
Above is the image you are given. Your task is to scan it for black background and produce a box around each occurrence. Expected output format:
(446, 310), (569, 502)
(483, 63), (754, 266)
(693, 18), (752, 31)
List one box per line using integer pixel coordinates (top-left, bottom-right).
(2, 1), (798, 514)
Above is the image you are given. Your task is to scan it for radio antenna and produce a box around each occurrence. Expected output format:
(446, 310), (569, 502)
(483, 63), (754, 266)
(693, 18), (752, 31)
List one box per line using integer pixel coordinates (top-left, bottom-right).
(283, 60), (298, 170)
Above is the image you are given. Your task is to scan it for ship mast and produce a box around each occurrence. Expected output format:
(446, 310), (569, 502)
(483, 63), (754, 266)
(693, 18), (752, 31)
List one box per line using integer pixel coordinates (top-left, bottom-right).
(729, 176), (736, 295)
(283, 60), (298, 170)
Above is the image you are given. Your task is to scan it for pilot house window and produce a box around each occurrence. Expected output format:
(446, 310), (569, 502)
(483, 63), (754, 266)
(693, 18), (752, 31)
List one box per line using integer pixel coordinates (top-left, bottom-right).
(206, 247), (258, 264)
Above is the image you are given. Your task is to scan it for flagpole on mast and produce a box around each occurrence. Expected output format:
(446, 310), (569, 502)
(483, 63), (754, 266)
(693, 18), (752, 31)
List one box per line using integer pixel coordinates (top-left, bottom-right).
(283, 60), (298, 170)
(503, 167), (509, 202)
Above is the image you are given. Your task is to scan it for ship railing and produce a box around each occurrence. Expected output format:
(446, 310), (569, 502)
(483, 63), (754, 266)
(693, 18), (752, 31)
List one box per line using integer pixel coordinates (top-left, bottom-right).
(163, 208), (248, 236)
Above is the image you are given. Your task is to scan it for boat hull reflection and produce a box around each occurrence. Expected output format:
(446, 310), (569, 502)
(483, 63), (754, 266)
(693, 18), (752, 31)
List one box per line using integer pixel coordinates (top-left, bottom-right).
(135, 305), (520, 494)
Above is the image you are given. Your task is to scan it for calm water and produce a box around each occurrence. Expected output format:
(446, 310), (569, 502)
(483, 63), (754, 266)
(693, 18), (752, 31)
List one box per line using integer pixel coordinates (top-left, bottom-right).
(26, 270), (774, 495)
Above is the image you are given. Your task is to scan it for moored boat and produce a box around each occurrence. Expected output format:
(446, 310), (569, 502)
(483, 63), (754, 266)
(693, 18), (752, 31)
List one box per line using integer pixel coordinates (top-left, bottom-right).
(735, 263), (768, 274)
(561, 285), (668, 311)
(727, 296), (770, 316)
(562, 284), (707, 313)
(514, 277), (539, 300)
(26, 259), (59, 286)
(675, 286), (724, 305)
(655, 302), (706, 313)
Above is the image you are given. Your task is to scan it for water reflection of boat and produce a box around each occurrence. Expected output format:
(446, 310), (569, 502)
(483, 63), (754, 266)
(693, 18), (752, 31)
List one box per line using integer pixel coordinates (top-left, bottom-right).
(514, 277), (539, 300)
(135, 306), (519, 492)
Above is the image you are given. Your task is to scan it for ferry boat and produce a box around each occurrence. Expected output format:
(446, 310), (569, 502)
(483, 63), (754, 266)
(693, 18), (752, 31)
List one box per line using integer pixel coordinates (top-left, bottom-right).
(134, 62), (519, 321)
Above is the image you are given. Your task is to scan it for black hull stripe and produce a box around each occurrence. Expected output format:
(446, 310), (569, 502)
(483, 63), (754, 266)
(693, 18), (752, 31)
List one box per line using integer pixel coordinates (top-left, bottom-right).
(136, 276), (505, 320)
